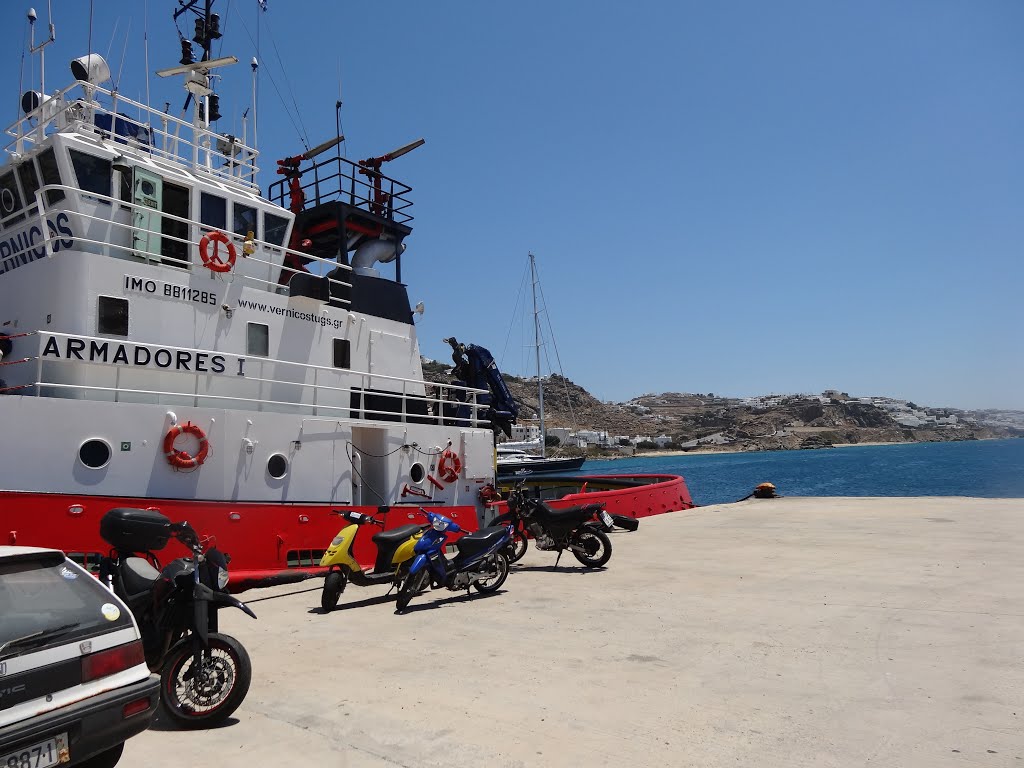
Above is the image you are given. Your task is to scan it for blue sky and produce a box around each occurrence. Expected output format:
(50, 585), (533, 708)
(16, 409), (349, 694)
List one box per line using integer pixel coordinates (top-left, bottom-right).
(8, 1), (1021, 409)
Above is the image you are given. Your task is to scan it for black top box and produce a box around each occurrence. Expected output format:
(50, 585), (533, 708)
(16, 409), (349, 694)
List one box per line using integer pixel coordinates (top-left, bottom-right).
(100, 507), (173, 552)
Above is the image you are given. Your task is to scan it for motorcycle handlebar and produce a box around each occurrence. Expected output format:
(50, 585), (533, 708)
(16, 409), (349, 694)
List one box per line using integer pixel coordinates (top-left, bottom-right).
(171, 521), (200, 550)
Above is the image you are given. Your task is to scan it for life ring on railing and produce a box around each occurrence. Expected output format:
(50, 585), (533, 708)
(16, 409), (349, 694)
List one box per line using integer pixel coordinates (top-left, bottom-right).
(438, 448), (462, 483)
(163, 422), (210, 470)
(199, 230), (236, 273)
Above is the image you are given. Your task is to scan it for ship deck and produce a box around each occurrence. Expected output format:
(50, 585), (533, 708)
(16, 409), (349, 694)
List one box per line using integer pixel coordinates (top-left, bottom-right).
(126, 496), (1024, 767)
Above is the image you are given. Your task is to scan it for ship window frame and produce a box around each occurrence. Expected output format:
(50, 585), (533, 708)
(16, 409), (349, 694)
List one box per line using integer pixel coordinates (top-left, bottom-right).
(267, 453), (288, 479)
(200, 192), (227, 230)
(246, 322), (269, 357)
(97, 295), (129, 337)
(78, 438), (112, 470)
(36, 147), (66, 205)
(68, 149), (112, 201)
(332, 338), (350, 369)
(233, 202), (258, 237)
(17, 159), (41, 214)
(264, 212), (289, 246)
(0, 170), (25, 225)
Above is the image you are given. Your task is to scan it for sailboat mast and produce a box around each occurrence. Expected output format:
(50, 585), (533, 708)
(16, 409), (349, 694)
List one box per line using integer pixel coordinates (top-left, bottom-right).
(530, 252), (546, 459)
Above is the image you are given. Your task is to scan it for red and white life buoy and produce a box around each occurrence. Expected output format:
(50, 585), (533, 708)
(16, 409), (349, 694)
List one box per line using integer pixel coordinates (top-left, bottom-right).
(164, 422), (210, 470)
(199, 230), (237, 273)
(438, 448), (462, 483)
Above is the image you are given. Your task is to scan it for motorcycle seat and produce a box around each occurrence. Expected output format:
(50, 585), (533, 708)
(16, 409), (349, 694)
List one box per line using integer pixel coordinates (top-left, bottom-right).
(371, 524), (422, 547)
(534, 503), (598, 521)
(456, 525), (508, 559)
(122, 556), (161, 596)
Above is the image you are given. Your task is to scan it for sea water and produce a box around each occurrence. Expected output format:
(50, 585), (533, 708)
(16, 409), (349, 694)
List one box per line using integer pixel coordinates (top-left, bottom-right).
(576, 438), (1024, 506)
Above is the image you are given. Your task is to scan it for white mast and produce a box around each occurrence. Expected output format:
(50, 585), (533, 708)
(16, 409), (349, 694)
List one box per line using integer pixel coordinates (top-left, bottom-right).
(530, 252), (545, 459)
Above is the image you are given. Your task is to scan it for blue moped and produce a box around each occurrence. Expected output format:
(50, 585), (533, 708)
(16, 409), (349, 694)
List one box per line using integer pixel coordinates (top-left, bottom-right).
(395, 510), (512, 612)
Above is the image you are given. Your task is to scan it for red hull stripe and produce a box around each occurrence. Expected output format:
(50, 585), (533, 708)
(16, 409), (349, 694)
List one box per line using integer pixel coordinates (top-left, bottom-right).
(0, 475), (691, 591)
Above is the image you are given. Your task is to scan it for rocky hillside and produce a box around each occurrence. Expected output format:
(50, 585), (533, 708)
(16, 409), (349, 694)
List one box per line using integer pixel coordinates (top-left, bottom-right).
(421, 359), (1022, 452)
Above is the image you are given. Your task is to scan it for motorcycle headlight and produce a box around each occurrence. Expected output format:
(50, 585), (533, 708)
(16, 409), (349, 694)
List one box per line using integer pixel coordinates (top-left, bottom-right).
(432, 518), (447, 532)
(217, 566), (229, 590)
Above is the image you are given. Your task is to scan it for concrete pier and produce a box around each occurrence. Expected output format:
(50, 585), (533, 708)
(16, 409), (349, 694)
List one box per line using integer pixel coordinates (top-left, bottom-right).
(125, 497), (1024, 767)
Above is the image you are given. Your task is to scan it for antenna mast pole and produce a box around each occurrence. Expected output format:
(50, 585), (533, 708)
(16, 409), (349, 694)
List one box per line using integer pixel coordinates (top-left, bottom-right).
(530, 252), (546, 458)
(28, 4), (56, 105)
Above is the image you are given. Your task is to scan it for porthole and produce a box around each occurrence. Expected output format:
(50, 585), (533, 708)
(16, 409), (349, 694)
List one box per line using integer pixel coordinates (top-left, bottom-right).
(267, 453), (288, 479)
(410, 462), (425, 483)
(79, 439), (111, 469)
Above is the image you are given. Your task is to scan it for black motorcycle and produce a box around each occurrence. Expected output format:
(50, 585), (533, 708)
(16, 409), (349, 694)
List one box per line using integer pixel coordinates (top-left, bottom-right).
(99, 507), (256, 728)
(491, 484), (614, 567)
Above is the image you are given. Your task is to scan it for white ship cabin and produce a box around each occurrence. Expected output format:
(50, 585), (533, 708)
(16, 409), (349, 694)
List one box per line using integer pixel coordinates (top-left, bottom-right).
(0, 53), (490, 435)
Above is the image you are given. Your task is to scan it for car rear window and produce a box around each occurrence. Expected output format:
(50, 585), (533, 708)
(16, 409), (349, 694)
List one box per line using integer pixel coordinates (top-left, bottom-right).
(0, 555), (133, 659)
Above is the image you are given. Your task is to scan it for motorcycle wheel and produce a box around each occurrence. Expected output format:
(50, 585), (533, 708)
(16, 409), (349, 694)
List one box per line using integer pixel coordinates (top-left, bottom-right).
(160, 633), (252, 728)
(473, 552), (509, 593)
(506, 526), (528, 563)
(321, 570), (346, 613)
(396, 568), (429, 612)
(571, 528), (612, 568)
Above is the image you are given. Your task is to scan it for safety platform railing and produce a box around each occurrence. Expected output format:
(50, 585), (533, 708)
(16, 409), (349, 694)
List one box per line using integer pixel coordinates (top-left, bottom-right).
(7, 184), (353, 301)
(0, 331), (490, 429)
(267, 155), (414, 226)
(5, 81), (259, 190)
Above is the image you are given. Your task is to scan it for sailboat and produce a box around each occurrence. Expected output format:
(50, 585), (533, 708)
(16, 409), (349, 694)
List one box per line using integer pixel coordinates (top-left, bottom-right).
(496, 253), (585, 477)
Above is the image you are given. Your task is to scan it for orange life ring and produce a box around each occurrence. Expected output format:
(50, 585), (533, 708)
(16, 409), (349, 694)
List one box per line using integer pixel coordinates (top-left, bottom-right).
(438, 448), (462, 483)
(199, 230), (237, 273)
(163, 422), (210, 470)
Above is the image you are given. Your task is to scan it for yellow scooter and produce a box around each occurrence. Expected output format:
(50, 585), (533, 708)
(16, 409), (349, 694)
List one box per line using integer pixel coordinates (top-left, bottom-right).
(319, 509), (426, 612)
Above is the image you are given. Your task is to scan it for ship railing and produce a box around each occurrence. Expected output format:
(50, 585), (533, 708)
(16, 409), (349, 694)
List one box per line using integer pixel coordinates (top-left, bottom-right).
(28, 184), (351, 302)
(267, 155), (414, 225)
(1, 331), (490, 429)
(5, 81), (259, 191)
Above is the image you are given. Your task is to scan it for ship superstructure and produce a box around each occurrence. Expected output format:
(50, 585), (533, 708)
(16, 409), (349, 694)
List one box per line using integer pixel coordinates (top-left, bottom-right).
(0, 3), (496, 585)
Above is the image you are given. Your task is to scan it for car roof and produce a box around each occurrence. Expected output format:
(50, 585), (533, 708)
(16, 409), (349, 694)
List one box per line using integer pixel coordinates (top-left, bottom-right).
(0, 545), (65, 559)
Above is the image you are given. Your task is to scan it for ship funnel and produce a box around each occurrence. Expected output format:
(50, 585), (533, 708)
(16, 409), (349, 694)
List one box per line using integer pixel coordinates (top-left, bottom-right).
(352, 239), (405, 277)
(70, 54), (111, 85)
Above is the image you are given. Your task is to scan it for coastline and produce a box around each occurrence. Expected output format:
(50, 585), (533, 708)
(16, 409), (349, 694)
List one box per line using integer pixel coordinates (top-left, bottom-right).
(620, 436), (1010, 460)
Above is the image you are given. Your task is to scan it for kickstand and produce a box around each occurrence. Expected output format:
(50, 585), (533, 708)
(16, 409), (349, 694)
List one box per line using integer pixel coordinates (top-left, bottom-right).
(555, 550), (563, 567)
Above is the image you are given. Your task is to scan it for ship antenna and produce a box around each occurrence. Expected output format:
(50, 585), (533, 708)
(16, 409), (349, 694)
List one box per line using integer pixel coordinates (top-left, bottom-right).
(335, 60), (344, 161)
(143, 0), (151, 111)
(251, 56), (259, 155)
(28, 2), (56, 105)
(114, 19), (131, 90)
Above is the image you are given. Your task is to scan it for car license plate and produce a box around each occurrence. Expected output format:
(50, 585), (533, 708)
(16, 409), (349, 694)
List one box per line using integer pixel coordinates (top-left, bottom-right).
(599, 510), (613, 529)
(1, 733), (67, 768)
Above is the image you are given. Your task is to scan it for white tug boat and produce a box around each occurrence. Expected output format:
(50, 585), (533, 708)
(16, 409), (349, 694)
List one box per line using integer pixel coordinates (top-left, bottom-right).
(0, 2), (499, 587)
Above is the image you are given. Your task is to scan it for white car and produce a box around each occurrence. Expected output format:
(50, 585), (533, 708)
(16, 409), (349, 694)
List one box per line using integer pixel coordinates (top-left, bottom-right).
(0, 547), (159, 768)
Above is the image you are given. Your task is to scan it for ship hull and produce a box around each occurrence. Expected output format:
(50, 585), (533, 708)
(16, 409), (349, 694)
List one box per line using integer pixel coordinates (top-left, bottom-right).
(496, 456), (586, 476)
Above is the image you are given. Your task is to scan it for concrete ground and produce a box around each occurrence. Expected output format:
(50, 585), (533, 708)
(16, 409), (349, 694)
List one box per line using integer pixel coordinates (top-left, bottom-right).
(124, 497), (1024, 767)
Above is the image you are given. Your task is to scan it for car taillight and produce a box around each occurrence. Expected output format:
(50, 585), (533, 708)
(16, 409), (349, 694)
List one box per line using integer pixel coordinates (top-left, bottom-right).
(81, 641), (145, 683)
(122, 696), (153, 718)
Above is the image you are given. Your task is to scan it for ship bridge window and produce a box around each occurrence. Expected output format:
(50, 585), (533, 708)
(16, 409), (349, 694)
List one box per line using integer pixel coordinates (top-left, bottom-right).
(37, 148), (66, 205)
(0, 172), (24, 225)
(17, 160), (41, 213)
(161, 182), (190, 266)
(264, 212), (289, 246)
(333, 339), (350, 369)
(200, 193), (226, 230)
(69, 149), (112, 199)
(98, 296), (129, 336)
(233, 203), (257, 236)
(247, 322), (269, 357)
